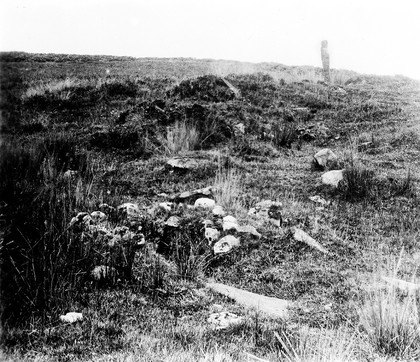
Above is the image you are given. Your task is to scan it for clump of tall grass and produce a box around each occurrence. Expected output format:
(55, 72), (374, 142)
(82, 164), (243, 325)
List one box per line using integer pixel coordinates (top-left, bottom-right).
(212, 166), (244, 215)
(0, 135), (94, 326)
(275, 326), (358, 362)
(357, 252), (420, 360)
(161, 121), (200, 155)
(21, 77), (87, 100)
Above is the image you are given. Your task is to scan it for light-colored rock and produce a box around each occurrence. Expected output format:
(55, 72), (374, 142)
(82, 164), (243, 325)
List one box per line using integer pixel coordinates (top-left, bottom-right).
(212, 205), (226, 217)
(234, 123), (245, 135)
(207, 312), (244, 330)
(202, 219), (214, 227)
(159, 202), (173, 213)
(117, 202), (140, 217)
(194, 198), (216, 209)
(292, 227), (328, 254)
(63, 170), (78, 179)
(237, 225), (262, 238)
(213, 235), (240, 254)
(70, 212), (91, 226)
(321, 169), (344, 187)
(99, 203), (116, 213)
(90, 211), (107, 223)
(165, 216), (180, 228)
(206, 282), (289, 319)
(167, 157), (199, 170)
(309, 195), (330, 206)
(222, 215), (239, 232)
(91, 265), (117, 281)
(314, 148), (338, 168)
(175, 186), (213, 201)
(205, 228), (220, 244)
(381, 276), (420, 292)
(59, 312), (83, 323)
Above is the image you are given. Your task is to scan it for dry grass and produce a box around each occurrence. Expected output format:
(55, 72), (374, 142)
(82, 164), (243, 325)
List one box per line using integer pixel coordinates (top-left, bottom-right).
(161, 121), (200, 155)
(212, 166), (245, 215)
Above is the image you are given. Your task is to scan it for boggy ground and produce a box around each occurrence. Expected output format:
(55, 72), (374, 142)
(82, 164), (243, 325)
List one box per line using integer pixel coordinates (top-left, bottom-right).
(1, 52), (420, 361)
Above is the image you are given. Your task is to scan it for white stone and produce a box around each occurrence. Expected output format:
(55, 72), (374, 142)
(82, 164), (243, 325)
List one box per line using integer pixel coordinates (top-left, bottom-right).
(167, 157), (199, 170)
(222, 215), (239, 232)
(194, 198), (216, 209)
(234, 123), (245, 134)
(59, 312), (83, 323)
(90, 211), (107, 223)
(237, 225), (262, 238)
(165, 216), (180, 227)
(91, 265), (117, 281)
(159, 202), (173, 212)
(212, 205), (226, 217)
(213, 235), (240, 254)
(207, 312), (244, 330)
(292, 227), (328, 254)
(63, 170), (78, 179)
(309, 195), (330, 206)
(313, 148), (338, 168)
(205, 228), (220, 244)
(321, 170), (344, 187)
(117, 202), (140, 217)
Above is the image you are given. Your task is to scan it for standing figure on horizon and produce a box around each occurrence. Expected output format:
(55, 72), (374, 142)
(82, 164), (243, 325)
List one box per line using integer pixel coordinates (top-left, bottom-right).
(321, 40), (331, 83)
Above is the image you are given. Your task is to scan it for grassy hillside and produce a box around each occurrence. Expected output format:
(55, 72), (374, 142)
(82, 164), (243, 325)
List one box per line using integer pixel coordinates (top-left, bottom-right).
(1, 52), (420, 362)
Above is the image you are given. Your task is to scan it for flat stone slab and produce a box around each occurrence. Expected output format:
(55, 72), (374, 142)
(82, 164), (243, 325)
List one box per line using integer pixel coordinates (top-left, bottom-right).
(206, 282), (289, 319)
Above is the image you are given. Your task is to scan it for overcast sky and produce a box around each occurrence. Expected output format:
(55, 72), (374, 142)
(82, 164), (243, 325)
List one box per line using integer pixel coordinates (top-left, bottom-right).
(1, 0), (420, 80)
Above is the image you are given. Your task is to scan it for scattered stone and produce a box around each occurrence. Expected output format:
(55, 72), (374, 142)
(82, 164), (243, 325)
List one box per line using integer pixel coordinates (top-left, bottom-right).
(313, 148), (338, 169)
(222, 215), (239, 232)
(321, 169), (344, 187)
(233, 123), (245, 135)
(59, 312), (83, 324)
(91, 265), (117, 281)
(248, 200), (282, 226)
(159, 202), (173, 213)
(167, 157), (199, 170)
(63, 170), (78, 179)
(90, 211), (107, 223)
(381, 276), (420, 292)
(206, 282), (289, 319)
(165, 216), (180, 228)
(237, 225), (262, 238)
(174, 186), (213, 201)
(117, 203), (140, 217)
(207, 312), (244, 330)
(194, 198), (216, 209)
(292, 227), (329, 254)
(213, 235), (240, 254)
(99, 203), (116, 213)
(202, 219), (214, 227)
(212, 205), (226, 217)
(205, 228), (220, 244)
(324, 303), (333, 311)
(309, 195), (330, 206)
(70, 212), (91, 226)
